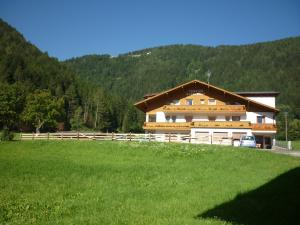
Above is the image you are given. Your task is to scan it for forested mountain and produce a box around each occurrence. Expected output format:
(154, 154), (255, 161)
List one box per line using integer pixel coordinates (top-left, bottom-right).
(65, 37), (300, 139)
(0, 19), (137, 135)
(65, 38), (300, 109)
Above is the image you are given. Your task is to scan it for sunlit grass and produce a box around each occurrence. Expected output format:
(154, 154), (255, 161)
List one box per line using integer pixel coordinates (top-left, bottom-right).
(0, 141), (299, 224)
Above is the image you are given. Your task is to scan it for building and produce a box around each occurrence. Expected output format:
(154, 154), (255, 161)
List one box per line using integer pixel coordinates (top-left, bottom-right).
(134, 80), (279, 148)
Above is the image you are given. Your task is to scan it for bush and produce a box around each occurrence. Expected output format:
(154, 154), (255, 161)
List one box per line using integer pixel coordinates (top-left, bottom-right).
(0, 128), (14, 141)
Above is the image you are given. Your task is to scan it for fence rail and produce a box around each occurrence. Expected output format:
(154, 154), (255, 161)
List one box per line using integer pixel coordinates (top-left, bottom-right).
(20, 132), (233, 145)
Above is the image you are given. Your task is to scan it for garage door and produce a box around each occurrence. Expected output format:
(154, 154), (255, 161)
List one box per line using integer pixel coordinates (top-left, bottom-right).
(232, 132), (246, 140)
(195, 132), (209, 144)
(213, 132), (228, 144)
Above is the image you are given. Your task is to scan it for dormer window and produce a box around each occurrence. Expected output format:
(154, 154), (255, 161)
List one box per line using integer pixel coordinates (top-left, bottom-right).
(208, 98), (216, 105)
(200, 99), (205, 104)
(186, 99), (193, 105)
(171, 99), (180, 105)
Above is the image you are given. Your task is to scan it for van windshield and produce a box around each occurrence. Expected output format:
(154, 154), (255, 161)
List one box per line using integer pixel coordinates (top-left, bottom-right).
(242, 136), (255, 141)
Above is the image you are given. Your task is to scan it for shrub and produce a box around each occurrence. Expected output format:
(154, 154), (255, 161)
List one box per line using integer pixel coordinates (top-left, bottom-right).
(0, 128), (14, 141)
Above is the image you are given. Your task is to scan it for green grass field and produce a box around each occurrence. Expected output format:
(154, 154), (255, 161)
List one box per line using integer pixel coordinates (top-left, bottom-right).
(292, 140), (300, 150)
(1, 141), (300, 225)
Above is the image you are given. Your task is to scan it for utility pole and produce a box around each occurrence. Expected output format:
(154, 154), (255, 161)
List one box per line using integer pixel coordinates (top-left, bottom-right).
(284, 112), (288, 142)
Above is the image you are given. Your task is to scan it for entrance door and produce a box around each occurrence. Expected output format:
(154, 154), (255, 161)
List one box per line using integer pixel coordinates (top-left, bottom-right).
(264, 137), (271, 149)
(255, 135), (264, 148)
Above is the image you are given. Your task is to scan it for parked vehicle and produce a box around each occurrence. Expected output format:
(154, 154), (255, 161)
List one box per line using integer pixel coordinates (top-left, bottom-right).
(240, 135), (256, 148)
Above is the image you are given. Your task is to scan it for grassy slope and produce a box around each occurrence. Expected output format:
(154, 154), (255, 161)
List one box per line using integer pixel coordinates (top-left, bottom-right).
(0, 141), (299, 225)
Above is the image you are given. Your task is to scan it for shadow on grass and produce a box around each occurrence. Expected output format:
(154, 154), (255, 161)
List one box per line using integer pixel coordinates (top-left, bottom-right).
(197, 167), (300, 225)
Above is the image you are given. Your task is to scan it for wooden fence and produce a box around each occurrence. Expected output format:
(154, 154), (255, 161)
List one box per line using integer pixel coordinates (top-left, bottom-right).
(20, 132), (233, 145)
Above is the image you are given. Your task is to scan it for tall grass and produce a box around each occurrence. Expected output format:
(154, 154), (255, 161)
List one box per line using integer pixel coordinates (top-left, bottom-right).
(0, 141), (299, 224)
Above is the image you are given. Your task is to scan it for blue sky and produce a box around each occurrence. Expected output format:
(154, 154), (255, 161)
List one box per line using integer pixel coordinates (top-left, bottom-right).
(1, 0), (299, 60)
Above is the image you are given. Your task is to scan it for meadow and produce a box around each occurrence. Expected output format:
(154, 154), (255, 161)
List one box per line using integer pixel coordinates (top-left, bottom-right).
(0, 141), (300, 225)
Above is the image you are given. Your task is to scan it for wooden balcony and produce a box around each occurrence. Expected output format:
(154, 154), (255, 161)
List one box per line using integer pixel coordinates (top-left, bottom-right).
(143, 121), (251, 130)
(143, 122), (191, 131)
(251, 123), (277, 131)
(162, 105), (246, 114)
(192, 121), (251, 129)
(144, 122), (277, 131)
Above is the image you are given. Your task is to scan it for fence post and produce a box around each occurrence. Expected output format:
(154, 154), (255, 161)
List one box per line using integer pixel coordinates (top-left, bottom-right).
(288, 141), (292, 150)
(129, 132), (132, 141)
(112, 132), (114, 141)
(47, 132), (50, 140)
(32, 132), (34, 140)
(189, 134), (191, 143)
(77, 132), (79, 140)
(168, 133), (171, 142)
(148, 133), (151, 142)
(61, 133), (63, 140)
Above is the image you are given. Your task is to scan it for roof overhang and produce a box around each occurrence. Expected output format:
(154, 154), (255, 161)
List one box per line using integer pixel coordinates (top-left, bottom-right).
(134, 80), (280, 114)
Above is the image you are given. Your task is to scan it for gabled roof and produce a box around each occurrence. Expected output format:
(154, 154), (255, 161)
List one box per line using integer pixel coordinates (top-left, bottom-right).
(134, 80), (279, 113)
(235, 91), (280, 97)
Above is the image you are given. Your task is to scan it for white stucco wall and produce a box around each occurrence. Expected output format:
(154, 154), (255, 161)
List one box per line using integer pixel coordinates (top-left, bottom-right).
(148, 111), (275, 124)
(247, 97), (275, 108)
(156, 112), (165, 122)
(246, 112), (275, 124)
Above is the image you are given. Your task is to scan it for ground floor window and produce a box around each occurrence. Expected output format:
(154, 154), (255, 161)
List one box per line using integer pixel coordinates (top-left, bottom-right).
(171, 115), (176, 122)
(185, 116), (193, 122)
(208, 116), (216, 121)
(232, 116), (241, 121)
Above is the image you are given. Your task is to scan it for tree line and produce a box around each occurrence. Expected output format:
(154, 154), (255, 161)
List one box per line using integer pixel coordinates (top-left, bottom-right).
(0, 19), (142, 140)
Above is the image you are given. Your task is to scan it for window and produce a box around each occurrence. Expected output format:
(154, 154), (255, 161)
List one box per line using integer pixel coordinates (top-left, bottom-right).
(200, 99), (205, 105)
(149, 115), (156, 122)
(208, 98), (216, 105)
(208, 116), (216, 121)
(232, 116), (241, 121)
(171, 99), (180, 105)
(165, 115), (170, 122)
(257, 116), (265, 124)
(171, 116), (176, 122)
(185, 116), (193, 122)
(225, 116), (231, 121)
(186, 99), (193, 105)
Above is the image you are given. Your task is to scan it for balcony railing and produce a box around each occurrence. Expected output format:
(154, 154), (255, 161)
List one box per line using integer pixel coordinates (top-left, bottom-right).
(192, 121), (251, 128)
(251, 123), (277, 131)
(143, 122), (191, 130)
(143, 121), (251, 130)
(143, 122), (277, 131)
(162, 105), (246, 114)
